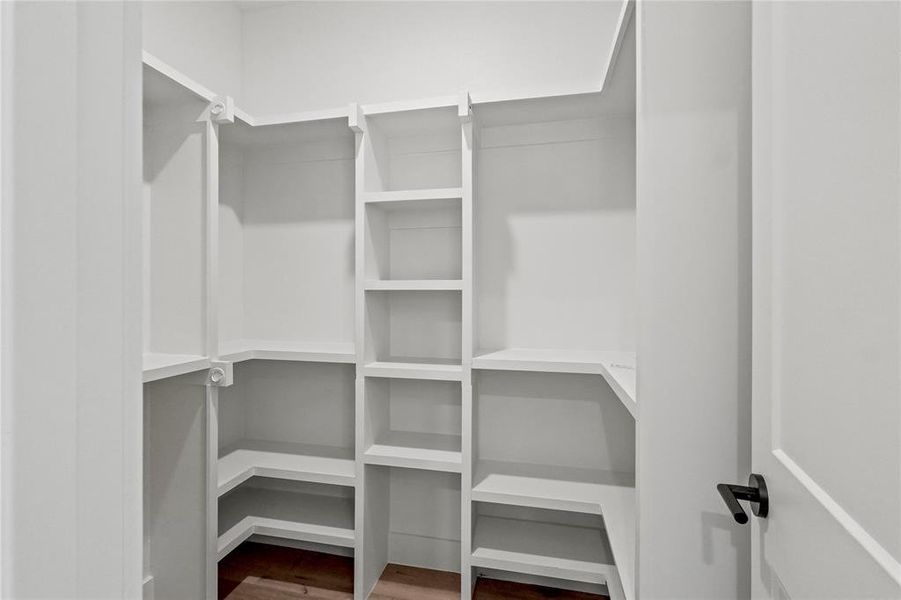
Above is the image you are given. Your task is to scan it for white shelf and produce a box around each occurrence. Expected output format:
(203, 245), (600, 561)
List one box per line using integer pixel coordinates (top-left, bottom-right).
(364, 431), (462, 472)
(142, 353), (210, 383)
(472, 460), (636, 600)
(218, 486), (355, 561)
(472, 460), (633, 515)
(218, 340), (355, 364)
(472, 348), (637, 419)
(471, 516), (617, 587)
(218, 441), (355, 497)
(363, 360), (463, 381)
(364, 280), (463, 291)
(362, 187), (463, 209)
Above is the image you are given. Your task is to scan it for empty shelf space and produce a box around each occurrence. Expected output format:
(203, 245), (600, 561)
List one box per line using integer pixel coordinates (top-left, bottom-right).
(364, 280), (463, 291)
(218, 486), (355, 561)
(363, 187), (463, 209)
(363, 360), (463, 381)
(472, 460), (635, 599)
(471, 516), (617, 587)
(218, 340), (355, 364)
(218, 441), (356, 496)
(364, 431), (462, 472)
(473, 349), (637, 418)
(142, 353), (210, 383)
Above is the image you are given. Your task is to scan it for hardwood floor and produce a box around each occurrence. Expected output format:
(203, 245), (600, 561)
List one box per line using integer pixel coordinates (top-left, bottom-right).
(219, 542), (608, 600)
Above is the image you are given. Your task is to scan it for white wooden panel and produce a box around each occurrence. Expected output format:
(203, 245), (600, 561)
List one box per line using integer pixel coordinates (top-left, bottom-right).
(2, 3), (142, 596)
(752, 1), (901, 596)
(636, 3), (751, 598)
(218, 143), (245, 346)
(145, 381), (207, 600)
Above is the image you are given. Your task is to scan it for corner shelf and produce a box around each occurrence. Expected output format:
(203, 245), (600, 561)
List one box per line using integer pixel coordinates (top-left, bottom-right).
(363, 360), (464, 381)
(363, 431), (462, 473)
(218, 441), (356, 497)
(471, 516), (618, 587)
(142, 353), (210, 383)
(217, 486), (355, 561)
(471, 460), (635, 600)
(218, 340), (355, 364)
(473, 348), (637, 419)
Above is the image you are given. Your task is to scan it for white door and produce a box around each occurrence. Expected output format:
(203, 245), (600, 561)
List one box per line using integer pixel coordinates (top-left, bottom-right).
(751, 1), (901, 597)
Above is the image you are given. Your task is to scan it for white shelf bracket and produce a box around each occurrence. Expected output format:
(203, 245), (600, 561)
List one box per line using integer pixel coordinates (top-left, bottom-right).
(185, 361), (234, 387)
(202, 95), (235, 124)
(458, 91), (473, 124)
(348, 102), (364, 134)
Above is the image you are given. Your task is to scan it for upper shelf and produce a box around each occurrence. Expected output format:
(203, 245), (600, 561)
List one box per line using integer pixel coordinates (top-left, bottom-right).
(218, 340), (355, 364)
(473, 349), (637, 419)
(142, 353), (210, 383)
(362, 187), (463, 209)
(363, 360), (463, 382)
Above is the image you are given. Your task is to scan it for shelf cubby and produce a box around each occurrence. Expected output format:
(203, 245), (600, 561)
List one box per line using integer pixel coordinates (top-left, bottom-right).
(218, 116), (355, 360)
(218, 361), (355, 490)
(474, 90), (636, 388)
(218, 478), (355, 561)
(363, 378), (462, 472)
(142, 65), (210, 381)
(363, 290), (463, 372)
(364, 196), (462, 282)
(471, 504), (618, 592)
(359, 465), (462, 596)
(361, 105), (463, 193)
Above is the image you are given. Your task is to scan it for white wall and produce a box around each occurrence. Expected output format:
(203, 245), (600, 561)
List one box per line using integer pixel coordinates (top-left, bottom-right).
(636, 1), (751, 598)
(241, 1), (619, 114)
(142, 1), (244, 103)
(2, 2), (143, 596)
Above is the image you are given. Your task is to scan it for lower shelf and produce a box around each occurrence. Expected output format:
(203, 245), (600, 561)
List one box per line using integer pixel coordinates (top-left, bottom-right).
(218, 487), (355, 561)
(142, 352), (210, 383)
(471, 516), (617, 587)
(363, 431), (462, 472)
(218, 441), (356, 496)
(471, 460), (634, 600)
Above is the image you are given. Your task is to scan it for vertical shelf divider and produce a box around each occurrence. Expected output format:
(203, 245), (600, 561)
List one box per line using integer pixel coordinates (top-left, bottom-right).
(459, 92), (475, 599)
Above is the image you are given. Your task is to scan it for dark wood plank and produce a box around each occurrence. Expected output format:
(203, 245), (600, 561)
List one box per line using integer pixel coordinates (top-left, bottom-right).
(218, 542), (608, 600)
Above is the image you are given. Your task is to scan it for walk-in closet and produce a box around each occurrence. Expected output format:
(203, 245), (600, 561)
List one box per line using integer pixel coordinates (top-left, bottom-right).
(142, 3), (637, 598)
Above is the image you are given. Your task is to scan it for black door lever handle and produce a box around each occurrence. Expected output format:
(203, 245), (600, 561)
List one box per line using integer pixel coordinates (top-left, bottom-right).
(717, 473), (768, 524)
